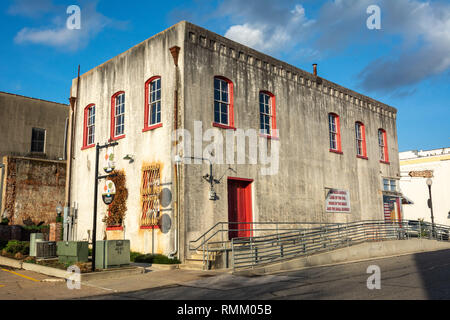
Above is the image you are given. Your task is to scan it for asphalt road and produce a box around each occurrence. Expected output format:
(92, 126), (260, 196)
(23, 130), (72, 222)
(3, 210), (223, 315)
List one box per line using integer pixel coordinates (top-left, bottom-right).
(85, 249), (450, 300)
(1, 249), (450, 300)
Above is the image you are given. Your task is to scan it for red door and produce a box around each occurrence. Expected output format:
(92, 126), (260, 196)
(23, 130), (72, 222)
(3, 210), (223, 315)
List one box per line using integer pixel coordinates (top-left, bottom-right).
(228, 178), (253, 240)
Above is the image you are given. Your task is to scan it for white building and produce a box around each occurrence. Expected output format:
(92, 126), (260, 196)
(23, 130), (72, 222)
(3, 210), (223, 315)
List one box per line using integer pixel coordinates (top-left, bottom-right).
(399, 147), (450, 226)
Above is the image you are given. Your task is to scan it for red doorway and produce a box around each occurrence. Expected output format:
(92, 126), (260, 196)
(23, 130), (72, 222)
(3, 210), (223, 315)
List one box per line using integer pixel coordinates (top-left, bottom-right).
(227, 178), (253, 240)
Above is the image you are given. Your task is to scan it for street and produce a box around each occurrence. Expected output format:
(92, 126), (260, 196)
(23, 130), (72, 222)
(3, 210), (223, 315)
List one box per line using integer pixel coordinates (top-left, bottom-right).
(1, 249), (450, 300)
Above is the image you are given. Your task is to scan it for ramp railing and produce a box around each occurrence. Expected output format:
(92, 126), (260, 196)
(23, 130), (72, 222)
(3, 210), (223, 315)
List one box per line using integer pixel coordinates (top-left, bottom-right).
(231, 220), (450, 271)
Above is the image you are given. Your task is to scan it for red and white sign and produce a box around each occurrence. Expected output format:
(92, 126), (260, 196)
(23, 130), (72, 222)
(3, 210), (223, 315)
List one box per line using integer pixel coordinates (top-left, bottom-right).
(326, 189), (351, 213)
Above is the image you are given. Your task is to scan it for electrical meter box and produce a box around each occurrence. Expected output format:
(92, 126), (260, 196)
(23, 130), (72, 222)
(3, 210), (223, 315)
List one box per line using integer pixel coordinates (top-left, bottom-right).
(30, 233), (45, 257)
(95, 240), (130, 269)
(57, 241), (89, 264)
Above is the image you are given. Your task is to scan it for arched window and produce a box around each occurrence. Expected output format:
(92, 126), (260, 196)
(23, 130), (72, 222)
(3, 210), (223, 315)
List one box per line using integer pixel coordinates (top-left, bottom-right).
(355, 121), (367, 158)
(378, 129), (389, 163)
(328, 113), (342, 153)
(259, 91), (277, 138)
(144, 76), (162, 131)
(82, 104), (95, 149)
(213, 76), (234, 129)
(111, 91), (125, 140)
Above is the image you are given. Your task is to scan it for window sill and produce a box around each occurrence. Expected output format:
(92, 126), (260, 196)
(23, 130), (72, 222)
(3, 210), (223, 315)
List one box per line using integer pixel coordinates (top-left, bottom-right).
(106, 226), (123, 231)
(140, 226), (160, 230)
(110, 134), (126, 142)
(212, 122), (236, 130)
(380, 160), (390, 165)
(143, 123), (163, 132)
(81, 144), (95, 151)
(259, 133), (279, 140)
(330, 149), (343, 155)
(357, 155), (368, 160)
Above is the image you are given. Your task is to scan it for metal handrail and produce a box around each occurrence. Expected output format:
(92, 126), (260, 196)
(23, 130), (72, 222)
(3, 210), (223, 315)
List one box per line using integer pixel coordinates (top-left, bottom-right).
(231, 219), (450, 271)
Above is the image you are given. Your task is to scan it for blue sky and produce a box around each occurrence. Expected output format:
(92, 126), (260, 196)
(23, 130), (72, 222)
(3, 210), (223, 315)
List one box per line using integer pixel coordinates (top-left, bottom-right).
(0, 0), (449, 152)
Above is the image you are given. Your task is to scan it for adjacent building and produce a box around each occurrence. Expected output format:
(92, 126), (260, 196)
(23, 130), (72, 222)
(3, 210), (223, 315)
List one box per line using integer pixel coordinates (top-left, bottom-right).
(0, 91), (69, 226)
(399, 148), (450, 225)
(67, 21), (402, 262)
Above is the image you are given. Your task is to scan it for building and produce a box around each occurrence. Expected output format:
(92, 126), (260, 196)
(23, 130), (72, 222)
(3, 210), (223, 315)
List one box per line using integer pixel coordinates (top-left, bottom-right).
(0, 91), (69, 226)
(399, 148), (450, 226)
(67, 21), (401, 262)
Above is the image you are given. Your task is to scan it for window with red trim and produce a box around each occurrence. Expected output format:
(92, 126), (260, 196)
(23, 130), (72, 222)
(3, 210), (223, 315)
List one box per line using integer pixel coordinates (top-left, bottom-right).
(144, 76), (162, 131)
(82, 104), (95, 149)
(378, 129), (389, 163)
(259, 91), (277, 138)
(328, 113), (342, 153)
(111, 91), (125, 140)
(355, 121), (367, 158)
(213, 76), (234, 129)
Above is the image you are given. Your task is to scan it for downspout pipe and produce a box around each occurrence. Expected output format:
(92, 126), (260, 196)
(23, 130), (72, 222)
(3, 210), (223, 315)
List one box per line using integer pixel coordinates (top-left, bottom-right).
(169, 46), (181, 260)
(0, 164), (4, 216)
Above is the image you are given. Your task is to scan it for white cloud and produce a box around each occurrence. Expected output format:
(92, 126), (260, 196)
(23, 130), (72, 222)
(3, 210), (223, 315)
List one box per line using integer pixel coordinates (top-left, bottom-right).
(12, 0), (124, 52)
(223, 3), (314, 55)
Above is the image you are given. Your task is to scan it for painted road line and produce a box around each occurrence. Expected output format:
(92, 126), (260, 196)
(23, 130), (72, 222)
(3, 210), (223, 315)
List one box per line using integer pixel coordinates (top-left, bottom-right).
(0, 285), (4, 288)
(1, 268), (40, 282)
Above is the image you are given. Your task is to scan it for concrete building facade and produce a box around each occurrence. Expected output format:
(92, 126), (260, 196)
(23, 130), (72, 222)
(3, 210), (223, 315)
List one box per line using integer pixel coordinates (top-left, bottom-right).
(399, 148), (450, 226)
(67, 21), (401, 262)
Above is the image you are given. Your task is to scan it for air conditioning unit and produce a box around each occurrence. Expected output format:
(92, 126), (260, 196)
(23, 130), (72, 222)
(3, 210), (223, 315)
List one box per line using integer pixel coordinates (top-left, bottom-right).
(30, 233), (45, 257)
(95, 240), (130, 269)
(36, 241), (57, 259)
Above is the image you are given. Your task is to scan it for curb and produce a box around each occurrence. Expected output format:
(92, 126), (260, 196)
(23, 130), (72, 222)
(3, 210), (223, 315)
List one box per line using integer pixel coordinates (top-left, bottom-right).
(0, 255), (145, 282)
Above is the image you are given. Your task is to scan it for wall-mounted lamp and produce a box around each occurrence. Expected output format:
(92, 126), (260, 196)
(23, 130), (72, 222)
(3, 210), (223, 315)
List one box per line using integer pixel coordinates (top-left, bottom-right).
(123, 154), (135, 163)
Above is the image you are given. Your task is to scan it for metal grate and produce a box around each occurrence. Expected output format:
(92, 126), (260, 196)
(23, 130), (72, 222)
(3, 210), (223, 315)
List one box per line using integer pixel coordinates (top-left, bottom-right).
(140, 164), (161, 227)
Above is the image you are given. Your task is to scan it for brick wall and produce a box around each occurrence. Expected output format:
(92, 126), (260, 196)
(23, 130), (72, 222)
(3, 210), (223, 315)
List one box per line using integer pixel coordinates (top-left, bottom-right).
(1, 156), (66, 226)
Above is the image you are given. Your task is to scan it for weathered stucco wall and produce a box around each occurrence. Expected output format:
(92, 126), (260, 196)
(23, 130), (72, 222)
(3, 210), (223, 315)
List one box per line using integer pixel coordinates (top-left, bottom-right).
(69, 23), (185, 255)
(0, 92), (69, 161)
(68, 21), (400, 262)
(181, 22), (400, 259)
(1, 156), (66, 225)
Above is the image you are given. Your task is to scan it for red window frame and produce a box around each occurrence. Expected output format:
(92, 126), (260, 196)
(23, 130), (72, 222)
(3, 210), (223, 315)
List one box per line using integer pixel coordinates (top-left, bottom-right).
(82, 104), (95, 150)
(259, 91), (278, 139)
(213, 76), (235, 130)
(355, 121), (367, 159)
(329, 113), (342, 154)
(378, 129), (389, 164)
(110, 91), (126, 141)
(143, 76), (163, 132)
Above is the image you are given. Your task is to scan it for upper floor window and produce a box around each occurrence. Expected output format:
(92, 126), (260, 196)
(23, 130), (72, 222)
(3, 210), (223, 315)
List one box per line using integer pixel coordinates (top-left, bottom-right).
(328, 113), (342, 153)
(355, 122), (367, 158)
(144, 76), (162, 131)
(259, 91), (277, 138)
(378, 129), (389, 163)
(82, 104), (95, 149)
(111, 91), (125, 140)
(383, 178), (397, 192)
(213, 76), (234, 129)
(31, 128), (46, 153)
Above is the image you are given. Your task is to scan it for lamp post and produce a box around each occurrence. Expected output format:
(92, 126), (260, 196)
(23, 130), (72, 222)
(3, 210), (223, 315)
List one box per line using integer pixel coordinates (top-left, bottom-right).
(426, 178), (436, 238)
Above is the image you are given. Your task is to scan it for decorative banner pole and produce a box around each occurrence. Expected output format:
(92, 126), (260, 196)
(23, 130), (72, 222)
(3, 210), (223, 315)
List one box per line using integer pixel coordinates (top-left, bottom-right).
(92, 141), (118, 272)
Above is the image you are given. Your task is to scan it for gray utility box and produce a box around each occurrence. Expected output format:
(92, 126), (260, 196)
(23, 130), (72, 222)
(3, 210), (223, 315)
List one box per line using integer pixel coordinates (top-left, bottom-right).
(57, 241), (89, 264)
(36, 241), (57, 259)
(95, 240), (130, 269)
(30, 233), (45, 257)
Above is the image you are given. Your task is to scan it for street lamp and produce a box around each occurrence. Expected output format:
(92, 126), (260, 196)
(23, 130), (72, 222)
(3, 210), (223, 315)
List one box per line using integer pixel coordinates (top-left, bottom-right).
(426, 178), (436, 238)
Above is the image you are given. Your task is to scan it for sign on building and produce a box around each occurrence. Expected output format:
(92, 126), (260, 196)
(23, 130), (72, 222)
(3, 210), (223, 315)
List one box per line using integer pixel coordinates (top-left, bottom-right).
(408, 170), (433, 178)
(102, 180), (116, 205)
(326, 189), (351, 213)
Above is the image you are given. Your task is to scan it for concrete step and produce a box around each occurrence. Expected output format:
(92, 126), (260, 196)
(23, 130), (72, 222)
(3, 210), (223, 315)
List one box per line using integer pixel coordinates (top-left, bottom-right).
(191, 252), (217, 261)
(179, 260), (205, 270)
